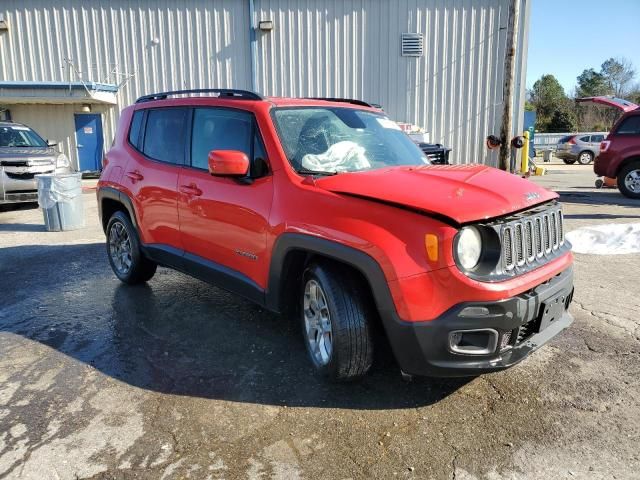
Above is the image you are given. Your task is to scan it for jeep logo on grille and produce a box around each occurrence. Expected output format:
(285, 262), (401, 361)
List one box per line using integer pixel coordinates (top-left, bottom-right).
(524, 192), (540, 202)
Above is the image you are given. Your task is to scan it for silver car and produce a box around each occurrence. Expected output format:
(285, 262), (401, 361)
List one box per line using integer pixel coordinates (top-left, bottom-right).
(555, 133), (605, 165)
(0, 121), (72, 204)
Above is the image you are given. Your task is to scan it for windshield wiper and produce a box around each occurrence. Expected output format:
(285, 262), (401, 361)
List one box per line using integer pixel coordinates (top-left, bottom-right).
(297, 167), (339, 177)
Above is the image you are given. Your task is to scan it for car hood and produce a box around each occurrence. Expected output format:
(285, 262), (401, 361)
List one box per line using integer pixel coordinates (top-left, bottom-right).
(314, 165), (558, 224)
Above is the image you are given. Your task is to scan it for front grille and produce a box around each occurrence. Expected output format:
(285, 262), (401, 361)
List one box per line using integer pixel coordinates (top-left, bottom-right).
(500, 205), (565, 273)
(5, 171), (38, 180)
(503, 228), (513, 268)
(0, 160), (29, 167)
(524, 221), (534, 261)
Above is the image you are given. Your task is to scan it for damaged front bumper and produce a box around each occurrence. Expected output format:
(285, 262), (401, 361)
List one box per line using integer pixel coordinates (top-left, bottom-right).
(385, 266), (575, 377)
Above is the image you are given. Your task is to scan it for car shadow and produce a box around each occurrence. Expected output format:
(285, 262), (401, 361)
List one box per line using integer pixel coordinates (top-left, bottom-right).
(556, 189), (639, 208)
(0, 223), (46, 232)
(0, 242), (469, 410)
(564, 213), (640, 220)
(0, 202), (39, 213)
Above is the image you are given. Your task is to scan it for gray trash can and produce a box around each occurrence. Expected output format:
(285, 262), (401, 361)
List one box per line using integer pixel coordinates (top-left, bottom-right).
(543, 150), (554, 163)
(36, 173), (85, 231)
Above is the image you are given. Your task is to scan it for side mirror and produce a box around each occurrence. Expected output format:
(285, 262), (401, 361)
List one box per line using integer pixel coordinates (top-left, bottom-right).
(207, 150), (250, 177)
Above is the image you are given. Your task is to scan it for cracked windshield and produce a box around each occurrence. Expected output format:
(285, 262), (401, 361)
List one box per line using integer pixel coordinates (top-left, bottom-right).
(272, 107), (430, 174)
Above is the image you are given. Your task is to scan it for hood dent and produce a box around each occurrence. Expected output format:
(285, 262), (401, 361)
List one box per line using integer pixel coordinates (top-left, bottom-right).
(315, 165), (558, 224)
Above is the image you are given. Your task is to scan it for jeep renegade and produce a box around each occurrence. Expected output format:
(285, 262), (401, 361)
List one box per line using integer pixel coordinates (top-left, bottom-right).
(97, 89), (574, 381)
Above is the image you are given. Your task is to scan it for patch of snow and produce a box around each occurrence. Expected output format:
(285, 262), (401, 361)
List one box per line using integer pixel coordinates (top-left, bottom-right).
(565, 223), (640, 255)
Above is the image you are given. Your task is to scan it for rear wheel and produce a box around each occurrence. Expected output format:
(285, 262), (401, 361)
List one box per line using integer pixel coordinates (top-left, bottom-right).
(300, 263), (374, 381)
(617, 161), (640, 199)
(563, 158), (577, 165)
(106, 211), (157, 284)
(578, 151), (594, 165)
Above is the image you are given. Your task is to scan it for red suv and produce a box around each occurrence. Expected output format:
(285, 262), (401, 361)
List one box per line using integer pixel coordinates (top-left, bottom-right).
(577, 96), (640, 198)
(595, 107), (640, 198)
(97, 89), (574, 381)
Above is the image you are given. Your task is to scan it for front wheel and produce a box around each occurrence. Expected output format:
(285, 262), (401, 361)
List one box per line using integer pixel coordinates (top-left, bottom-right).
(578, 151), (594, 165)
(617, 161), (640, 199)
(301, 263), (374, 381)
(106, 211), (157, 284)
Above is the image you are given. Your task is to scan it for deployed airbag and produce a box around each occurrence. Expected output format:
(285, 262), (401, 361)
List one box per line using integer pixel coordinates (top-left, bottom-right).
(301, 141), (371, 172)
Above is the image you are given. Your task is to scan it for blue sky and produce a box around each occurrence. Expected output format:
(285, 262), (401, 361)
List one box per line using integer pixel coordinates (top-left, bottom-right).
(526, 0), (640, 94)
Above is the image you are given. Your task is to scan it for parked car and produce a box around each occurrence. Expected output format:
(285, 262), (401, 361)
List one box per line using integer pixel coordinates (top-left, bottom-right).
(97, 89), (574, 381)
(555, 133), (605, 165)
(0, 121), (72, 204)
(414, 142), (451, 164)
(579, 96), (640, 199)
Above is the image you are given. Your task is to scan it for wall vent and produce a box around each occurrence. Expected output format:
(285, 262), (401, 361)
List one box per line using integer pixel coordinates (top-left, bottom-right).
(401, 33), (423, 57)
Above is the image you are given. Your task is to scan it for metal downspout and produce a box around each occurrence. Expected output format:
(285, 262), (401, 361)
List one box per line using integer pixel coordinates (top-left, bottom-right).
(249, 0), (258, 92)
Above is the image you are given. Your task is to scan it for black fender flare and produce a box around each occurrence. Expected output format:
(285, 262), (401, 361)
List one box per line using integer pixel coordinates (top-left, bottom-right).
(97, 187), (139, 232)
(265, 233), (398, 321)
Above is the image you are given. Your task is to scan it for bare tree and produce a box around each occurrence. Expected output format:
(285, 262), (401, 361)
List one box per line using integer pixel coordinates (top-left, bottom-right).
(601, 57), (636, 97)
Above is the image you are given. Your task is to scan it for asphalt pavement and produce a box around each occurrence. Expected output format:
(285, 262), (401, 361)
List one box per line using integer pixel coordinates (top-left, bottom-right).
(0, 166), (638, 479)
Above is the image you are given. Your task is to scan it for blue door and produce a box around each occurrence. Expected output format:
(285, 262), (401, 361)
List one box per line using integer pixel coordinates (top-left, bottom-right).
(74, 114), (104, 171)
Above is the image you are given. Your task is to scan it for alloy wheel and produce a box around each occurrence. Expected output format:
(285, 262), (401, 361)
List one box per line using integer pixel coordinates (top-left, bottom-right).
(108, 221), (133, 275)
(579, 152), (592, 164)
(303, 279), (333, 366)
(624, 169), (640, 194)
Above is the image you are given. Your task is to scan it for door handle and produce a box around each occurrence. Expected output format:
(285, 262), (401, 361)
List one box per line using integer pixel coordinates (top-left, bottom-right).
(125, 171), (144, 182)
(179, 183), (203, 196)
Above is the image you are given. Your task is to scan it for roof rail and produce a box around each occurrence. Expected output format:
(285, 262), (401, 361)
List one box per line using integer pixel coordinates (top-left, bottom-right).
(135, 88), (263, 104)
(306, 97), (382, 109)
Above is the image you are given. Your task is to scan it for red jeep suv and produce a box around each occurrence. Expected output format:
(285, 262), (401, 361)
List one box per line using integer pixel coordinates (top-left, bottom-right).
(97, 89), (574, 381)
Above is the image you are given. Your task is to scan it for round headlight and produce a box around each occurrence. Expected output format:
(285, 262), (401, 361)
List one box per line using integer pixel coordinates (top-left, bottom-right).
(456, 226), (483, 270)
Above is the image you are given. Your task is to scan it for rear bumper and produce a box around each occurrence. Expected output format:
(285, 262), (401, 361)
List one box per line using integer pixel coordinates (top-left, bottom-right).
(383, 266), (574, 377)
(593, 154), (615, 178)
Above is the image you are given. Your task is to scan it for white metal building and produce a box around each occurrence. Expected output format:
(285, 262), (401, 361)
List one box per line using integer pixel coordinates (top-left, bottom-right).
(0, 0), (530, 171)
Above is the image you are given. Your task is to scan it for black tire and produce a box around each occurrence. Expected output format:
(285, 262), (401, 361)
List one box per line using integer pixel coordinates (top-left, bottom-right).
(617, 161), (640, 199)
(300, 263), (374, 381)
(106, 211), (157, 284)
(562, 158), (577, 165)
(578, 151), (594, 165)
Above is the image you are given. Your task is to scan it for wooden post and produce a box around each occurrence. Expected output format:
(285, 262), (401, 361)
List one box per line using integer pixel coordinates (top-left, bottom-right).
(499, 0), (520, 171)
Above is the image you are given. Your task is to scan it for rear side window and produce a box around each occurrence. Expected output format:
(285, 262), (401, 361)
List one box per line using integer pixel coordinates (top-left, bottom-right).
(190, 108), (253, 170)
(128, 110), (144, 148)
(591, 134), (604, 143)
(579, 136), (590, 142)
(616, 116), (640, 135)
(142, 108), (188, 164)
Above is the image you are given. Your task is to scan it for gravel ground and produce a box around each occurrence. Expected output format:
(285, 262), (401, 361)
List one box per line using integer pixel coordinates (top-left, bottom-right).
(0, 169), (638, 480)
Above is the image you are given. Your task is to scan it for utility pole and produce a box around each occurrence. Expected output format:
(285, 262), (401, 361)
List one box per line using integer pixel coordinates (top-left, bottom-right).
(498, 0), (520, 171)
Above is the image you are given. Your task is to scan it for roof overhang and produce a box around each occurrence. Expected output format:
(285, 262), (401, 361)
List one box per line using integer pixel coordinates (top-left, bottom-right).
(0, 81), (118, 105)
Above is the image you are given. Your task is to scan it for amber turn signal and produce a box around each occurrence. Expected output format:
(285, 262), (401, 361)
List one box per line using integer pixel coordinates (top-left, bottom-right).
(425, 234), (438, 262)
